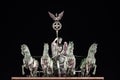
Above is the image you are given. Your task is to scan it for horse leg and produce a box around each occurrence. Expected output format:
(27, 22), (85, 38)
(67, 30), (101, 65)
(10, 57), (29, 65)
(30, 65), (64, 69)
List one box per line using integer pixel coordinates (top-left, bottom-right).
(43, 68), (47, 77)
(71, 68), (75, 76)
(51, 66), (54, 76)
(33, 68), (37, 77)
(29, 67), (33, 77)
(93, 64), (97, 75)
(33, 62), (39, 77)
(67, 68), (70, 76)
(22, 65), (25, 75)
(46, 67), (48, 77)
(85, 64), (89, 76)
(81, 68), (85, 77)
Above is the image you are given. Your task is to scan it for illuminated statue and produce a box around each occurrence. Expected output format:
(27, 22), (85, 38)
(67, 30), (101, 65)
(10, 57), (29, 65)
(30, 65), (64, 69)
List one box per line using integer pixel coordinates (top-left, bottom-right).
(66, 41), (76, 76)
(21, 44), (39, 77)
(41, 43), (53, 76)
(20, 11), (99, 77)
(80, 43), (98, 76)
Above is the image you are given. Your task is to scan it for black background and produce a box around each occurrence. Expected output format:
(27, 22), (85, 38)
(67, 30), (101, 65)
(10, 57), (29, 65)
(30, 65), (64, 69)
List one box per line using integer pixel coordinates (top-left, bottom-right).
(1, 0), (117, 80)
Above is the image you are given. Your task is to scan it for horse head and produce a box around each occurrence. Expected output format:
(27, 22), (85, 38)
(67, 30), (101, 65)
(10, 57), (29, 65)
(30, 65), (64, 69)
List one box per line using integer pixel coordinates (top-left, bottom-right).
(88, 43), (98, 57)
(21, 44), (31, 56)
(67, 41), (74, 55)
(41, 43), (51, 66)
(42, 43), (49, 57)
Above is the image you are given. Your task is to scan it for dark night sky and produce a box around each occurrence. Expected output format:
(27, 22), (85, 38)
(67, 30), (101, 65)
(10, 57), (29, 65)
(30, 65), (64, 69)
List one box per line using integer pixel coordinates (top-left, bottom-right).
(1, 0), (117, 80)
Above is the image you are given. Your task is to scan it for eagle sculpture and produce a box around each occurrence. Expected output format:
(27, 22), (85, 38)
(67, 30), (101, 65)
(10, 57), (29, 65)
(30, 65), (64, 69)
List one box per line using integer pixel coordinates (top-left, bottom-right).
(48, 11), (64, 21)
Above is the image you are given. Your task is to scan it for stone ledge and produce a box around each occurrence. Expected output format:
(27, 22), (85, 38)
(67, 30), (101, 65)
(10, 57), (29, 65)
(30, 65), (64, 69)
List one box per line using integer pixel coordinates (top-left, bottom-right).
(11, 77), (104, 80)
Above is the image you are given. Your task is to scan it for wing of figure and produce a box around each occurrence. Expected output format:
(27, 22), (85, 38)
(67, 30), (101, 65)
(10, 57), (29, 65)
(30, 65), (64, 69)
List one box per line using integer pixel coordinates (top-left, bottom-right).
(48, 11), (56, 20)
(58, 11), (64, 20)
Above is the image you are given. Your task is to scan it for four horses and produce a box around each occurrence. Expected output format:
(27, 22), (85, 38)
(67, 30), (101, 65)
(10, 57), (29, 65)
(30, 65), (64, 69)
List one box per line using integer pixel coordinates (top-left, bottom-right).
(21, 43), (98, 77)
